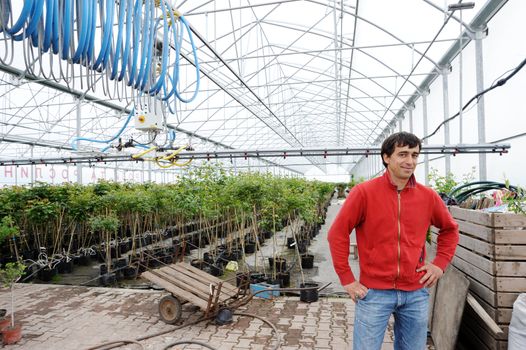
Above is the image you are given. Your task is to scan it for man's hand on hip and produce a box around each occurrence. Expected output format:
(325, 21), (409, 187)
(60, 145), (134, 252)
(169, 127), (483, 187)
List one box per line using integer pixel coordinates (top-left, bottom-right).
(343, 281), (368, 303)
(417, 262), (443, 287)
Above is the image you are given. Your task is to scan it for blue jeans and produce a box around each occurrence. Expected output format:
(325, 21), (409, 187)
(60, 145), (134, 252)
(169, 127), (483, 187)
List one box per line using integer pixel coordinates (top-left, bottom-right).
(354, 288), (429, 350)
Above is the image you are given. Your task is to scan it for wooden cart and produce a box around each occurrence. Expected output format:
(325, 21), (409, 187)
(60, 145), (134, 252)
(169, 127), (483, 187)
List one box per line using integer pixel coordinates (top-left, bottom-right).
(142, 262), (249, 324)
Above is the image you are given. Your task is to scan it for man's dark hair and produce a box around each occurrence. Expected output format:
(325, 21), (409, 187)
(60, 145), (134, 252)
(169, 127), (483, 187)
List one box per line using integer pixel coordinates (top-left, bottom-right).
(381, 132), (422, 168)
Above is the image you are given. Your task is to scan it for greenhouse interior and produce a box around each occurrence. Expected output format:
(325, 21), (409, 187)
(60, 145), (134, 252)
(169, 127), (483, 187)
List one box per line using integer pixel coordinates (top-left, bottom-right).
(0, 0), (525, 349)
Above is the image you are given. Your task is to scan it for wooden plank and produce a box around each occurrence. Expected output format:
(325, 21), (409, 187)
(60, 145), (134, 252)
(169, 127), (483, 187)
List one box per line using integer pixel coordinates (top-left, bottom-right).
(470, 292), (496, 320)
(153, 269), (214, 302)
(174, 263), (238, 295)
(449, 206), (494, 227)
(498, 309), (512, 324)
(457, 219), (495, 243)
(175, 262), (238, 293)
(497, 292), (520, 308)
(458, 322), (492, 350)
(466, 293), (504, 336)
(497, 340), (509, 350)
(169, 265), (237, 299)
(141, 271), (208, 310)
(495, 245), (526, 259)
(493, 212), (526, 228)
(455, 244), (494, 274)
(462, 313), (505, 350)
(495, 261), (526, 276)
(495, 229), (526, 244)
(458, 234), (494, 258)
(464, 306), (509, 340)
(160, 265), (217, 293)
(497, 277), (526, 292)
(466, 274), (496, 307)
(471, 292), (513, 324)
(156, 268), (231, 303)
(462, 319), (499, 350)
(451, 254), (495, 289)
(431, 266), (470, 350)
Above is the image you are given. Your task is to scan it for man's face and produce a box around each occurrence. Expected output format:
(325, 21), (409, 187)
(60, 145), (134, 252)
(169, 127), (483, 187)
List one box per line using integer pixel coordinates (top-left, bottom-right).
(382, 144), (420, 181)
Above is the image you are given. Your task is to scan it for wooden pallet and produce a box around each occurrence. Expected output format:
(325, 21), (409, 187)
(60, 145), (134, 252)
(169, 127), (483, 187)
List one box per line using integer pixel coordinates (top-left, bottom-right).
(431, 206), (526, 350)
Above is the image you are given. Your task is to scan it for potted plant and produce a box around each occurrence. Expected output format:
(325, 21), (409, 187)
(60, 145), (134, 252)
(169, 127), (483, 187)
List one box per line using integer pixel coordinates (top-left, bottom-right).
(0, 261), (26, 344)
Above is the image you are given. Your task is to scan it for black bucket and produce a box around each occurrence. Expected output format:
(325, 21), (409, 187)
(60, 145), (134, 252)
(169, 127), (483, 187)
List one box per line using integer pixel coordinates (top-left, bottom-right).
(301, 254), (314, 269)
(277, 271), (290, 287)
(191, 259), (205, 270)
(300, 282), (319, 303)
(268, 257), (287, 272)
(244, 242), (256, 254)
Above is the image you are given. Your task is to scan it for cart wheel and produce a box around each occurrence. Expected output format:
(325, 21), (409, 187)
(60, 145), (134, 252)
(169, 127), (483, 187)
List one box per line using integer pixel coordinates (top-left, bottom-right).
(158, 295), (182, 324)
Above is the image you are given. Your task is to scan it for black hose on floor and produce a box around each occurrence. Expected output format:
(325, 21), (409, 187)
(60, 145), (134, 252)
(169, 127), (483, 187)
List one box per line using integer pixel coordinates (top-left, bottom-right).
(84, 315), (213, 350)
(85, 283), (329, 350)
(163, 340), (218, 350)
(233, 312), (282, 350)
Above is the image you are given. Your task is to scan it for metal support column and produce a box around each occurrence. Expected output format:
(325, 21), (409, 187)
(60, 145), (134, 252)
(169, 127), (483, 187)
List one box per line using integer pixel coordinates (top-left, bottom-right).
(476, 30), (487, 180)
(408, 105), (414, 133)
(30, 146), (34, 186)
(441, 68), (451, 174)
(422, 92), (430, 185)
(76, 98), (83, 184)
(148, 161), (152, 182)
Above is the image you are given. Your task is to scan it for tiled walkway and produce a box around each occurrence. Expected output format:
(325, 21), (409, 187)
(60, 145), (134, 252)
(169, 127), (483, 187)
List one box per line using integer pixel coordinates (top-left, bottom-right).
(1, 284), (399, 349)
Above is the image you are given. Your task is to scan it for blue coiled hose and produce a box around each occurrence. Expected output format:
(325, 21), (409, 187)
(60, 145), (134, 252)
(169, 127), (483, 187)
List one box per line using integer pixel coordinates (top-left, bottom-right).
(71, 108), (136, 151)
(2, 0), (201, 150)
(2, 0), (200, 104)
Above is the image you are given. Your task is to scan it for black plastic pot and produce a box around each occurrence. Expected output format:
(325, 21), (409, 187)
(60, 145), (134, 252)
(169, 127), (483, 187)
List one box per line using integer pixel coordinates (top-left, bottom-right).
(99, 273), (117, 286)
(268, 257), (287, 272)
(244, 243), (256, 254)
(163, 255), (174, 264)
(116, 257), (127, 269)
(300, 282), (319, 303)
(191, 259), (205, 270)
(100, 264), (108, 275)
(209, 264), (223, 277)
(57, 259), (74, 274)
(230, 249), (242, 261)
(37, 267), (58, 282)
(203, 252), (214, 264)
(122, 266), (137, 279)
(286, 237), (296, 249)
(76, 254), (91, 266)
(119, 241), (128, 255)
(21, 265), (35, 282)
(301, 254), (314, 269)
(249, 272), (266, 284)
(263, 230), (272, 239)
(277, 272), (290, 287)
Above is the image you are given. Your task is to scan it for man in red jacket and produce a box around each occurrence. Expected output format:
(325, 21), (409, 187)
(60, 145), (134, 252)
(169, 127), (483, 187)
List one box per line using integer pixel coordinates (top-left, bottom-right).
(327, 132), (459, 350)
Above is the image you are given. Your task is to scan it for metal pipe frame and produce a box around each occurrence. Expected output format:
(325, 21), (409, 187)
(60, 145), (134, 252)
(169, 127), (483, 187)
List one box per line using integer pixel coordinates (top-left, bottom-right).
(0, 144), (510, 167)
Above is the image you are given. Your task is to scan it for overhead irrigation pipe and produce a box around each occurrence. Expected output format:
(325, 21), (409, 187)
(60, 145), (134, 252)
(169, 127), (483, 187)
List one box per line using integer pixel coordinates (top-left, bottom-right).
(0, 143), (510, 167)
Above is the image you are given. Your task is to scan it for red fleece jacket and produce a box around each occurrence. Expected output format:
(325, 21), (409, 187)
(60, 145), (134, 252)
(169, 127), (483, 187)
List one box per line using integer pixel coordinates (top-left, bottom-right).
(327, 171), (459, 291)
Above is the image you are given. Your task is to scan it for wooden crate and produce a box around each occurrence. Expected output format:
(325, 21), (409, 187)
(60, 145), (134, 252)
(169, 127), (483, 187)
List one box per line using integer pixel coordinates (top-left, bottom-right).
(431, 206), (526, 350)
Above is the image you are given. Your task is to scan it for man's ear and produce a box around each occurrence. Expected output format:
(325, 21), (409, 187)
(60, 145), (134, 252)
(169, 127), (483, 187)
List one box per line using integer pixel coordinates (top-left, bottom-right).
(382, 153), (390, 166)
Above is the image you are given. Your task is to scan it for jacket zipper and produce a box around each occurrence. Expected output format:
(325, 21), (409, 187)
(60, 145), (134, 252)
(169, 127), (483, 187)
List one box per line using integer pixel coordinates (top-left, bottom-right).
(394, 191), (401, 288)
